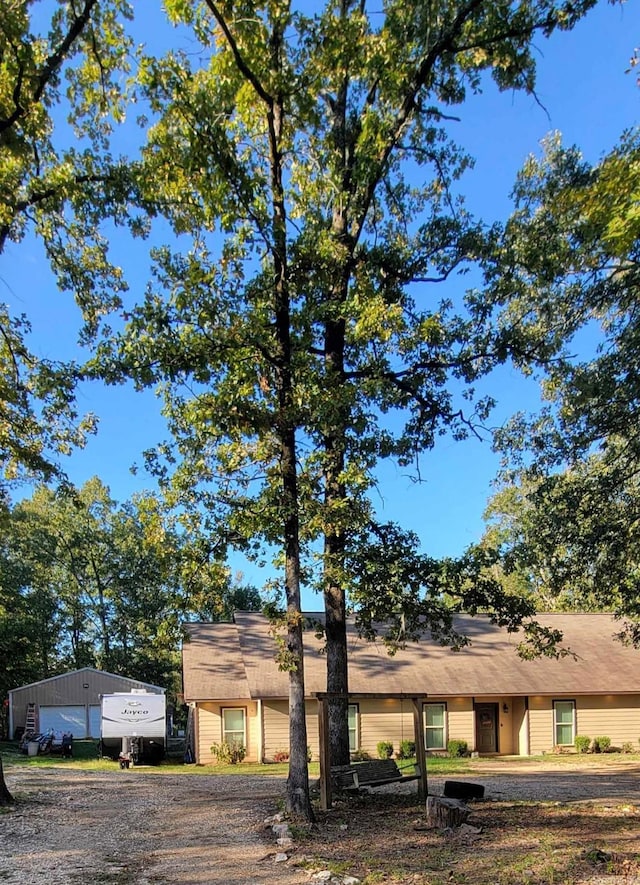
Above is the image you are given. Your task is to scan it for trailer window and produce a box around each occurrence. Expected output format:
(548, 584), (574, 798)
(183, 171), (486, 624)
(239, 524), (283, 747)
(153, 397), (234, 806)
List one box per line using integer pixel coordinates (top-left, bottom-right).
(222, 708), (246, 747)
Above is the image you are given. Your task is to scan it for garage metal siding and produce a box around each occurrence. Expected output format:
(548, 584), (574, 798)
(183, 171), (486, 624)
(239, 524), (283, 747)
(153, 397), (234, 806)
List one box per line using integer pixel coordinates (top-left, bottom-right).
(9, 669), (164, 739)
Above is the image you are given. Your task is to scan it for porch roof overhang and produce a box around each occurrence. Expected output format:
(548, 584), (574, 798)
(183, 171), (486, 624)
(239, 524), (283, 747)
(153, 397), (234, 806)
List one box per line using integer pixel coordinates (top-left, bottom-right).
(312, 692), (429, 701)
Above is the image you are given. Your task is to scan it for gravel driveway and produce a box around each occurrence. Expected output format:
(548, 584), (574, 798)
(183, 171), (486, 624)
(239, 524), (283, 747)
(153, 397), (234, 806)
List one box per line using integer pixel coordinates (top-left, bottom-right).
(1, 766), (305, 885)
(431, 758), (640, 805)
(2, 760), (639, 884)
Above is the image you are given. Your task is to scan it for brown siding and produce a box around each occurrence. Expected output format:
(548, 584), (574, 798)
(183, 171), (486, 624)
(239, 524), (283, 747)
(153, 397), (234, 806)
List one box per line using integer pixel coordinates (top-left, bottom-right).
(262, 700), (289, 760)
(195, 701), (259, 764)
(9, 669), (163, 739)
(527, 695), (640, 754)
(199, 693), (640, 762)
(196, 703), (221, 763)
(262, 700), (319, 762)
(527, 696), (550, 753)
(575, 695), (640, 748)
(358, 698), (414, 756)
(512, 696), (529, 755)
(443, 697), (474, 751)
(266, 697), (474, 760)
(306, 701), (320, 760)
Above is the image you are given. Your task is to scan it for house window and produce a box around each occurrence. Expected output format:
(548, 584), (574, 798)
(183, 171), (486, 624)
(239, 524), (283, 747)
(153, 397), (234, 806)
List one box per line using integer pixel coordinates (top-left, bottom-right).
(348, 704), (359, 752)
(222, 708), (246, 747)
(553, 700), (575, 746)
(424, 702), (447, 750)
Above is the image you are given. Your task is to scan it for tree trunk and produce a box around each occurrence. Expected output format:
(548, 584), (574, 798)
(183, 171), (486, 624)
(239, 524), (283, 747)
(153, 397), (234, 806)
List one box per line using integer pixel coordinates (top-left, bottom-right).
(425, 796), (471, 829)
(323, 308), (350, 768)
(322, 10), (358, 766)
(0, 754), (15, 806)
(267, 21), (313, 821)
(324, 554), (350, 767)
(284, 600), (313, 821)
(275, 247), (314, 821)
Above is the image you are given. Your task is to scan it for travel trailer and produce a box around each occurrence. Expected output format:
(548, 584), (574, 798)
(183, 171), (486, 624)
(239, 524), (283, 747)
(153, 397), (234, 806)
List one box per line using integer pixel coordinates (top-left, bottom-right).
(100, 690), (166, 766)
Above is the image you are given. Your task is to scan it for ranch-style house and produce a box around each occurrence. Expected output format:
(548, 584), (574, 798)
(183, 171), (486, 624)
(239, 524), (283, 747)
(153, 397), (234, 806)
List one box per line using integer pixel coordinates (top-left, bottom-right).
(182, 611), (640, 764)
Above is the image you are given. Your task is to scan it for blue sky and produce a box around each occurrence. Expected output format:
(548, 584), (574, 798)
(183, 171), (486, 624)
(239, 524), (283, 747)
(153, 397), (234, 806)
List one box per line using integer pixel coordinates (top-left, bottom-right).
(1, 1), (638, 605)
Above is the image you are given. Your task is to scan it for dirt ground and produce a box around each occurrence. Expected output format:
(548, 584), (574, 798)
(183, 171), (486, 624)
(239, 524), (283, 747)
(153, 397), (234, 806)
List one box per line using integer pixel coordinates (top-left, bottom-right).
(309, 760), (640, 885)
(1, 760), (640, 885)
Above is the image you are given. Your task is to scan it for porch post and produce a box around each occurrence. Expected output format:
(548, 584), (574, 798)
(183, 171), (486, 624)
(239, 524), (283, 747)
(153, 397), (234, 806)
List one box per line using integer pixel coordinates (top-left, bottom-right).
(412, 696), (428, 801)
(318, 696), (332, 810)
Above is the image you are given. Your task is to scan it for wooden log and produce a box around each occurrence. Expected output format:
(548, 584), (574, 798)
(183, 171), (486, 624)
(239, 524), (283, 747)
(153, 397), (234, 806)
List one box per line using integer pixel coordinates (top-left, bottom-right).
(425, 795), (471, 829)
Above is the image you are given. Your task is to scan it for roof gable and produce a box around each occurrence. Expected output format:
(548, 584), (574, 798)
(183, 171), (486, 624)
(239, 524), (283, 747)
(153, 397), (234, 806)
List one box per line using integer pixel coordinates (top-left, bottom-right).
(9, 667), (165, 696)
(182, 612), (640, 701)
(182, 622), (251, 701)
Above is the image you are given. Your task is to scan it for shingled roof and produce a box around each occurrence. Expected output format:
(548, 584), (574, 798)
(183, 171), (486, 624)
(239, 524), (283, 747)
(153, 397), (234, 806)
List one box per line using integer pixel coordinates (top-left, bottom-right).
(182, 612), (640, 702)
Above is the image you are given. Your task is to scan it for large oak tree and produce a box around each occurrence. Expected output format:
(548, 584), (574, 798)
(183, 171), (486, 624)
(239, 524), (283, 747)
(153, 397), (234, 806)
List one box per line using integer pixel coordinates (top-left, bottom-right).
(92, 0), (600, 819)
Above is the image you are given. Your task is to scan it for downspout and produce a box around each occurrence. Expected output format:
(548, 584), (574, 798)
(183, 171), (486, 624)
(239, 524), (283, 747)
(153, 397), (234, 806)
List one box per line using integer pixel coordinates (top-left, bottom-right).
(189, 703), (198, 763)
(257, 699), (264, 763)
(522, 697), (530, 756)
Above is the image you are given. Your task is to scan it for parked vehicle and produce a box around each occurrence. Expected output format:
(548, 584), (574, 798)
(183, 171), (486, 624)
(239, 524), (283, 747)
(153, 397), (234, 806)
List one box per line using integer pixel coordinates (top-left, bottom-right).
(99, 691), (166, 766)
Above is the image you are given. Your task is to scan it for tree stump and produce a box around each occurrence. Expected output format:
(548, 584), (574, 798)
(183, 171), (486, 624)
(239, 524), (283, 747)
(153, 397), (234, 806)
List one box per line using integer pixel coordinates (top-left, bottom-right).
(425, 795), (470, 829)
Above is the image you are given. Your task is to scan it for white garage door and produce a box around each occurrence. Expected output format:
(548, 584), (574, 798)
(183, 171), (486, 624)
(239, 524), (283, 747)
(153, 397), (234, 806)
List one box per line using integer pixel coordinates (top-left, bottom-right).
(39, 706), (87, 737)
(89, 705), (101, 738)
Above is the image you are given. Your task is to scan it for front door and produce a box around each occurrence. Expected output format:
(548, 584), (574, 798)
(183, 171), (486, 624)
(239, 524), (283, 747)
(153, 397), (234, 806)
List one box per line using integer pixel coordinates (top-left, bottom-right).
(475, 703), (498, 753)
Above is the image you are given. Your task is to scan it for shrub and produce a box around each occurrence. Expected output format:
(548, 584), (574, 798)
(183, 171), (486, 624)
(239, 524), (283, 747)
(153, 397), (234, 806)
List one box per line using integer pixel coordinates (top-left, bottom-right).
(622, 742), (634, 754)
(447, 739), (469, 758)
(272, 749), (289, 763)
(593, 736), (611, 753)
(377, 741), (394, 759)
(397, 740), (416, 760)
(574, 735), (591, 754)
(350, 749), (371, 762)
(210, 740), (246, 764)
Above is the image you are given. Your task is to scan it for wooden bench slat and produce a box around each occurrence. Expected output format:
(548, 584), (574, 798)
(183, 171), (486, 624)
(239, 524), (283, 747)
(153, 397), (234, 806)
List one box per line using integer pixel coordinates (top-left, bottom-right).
(331, 759), (422, 791)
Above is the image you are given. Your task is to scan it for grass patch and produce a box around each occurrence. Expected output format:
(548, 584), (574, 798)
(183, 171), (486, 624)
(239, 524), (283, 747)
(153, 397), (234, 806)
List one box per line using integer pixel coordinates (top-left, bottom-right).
(421, 755), (473, 774)
(1, 740), (107, 769)
(0, 741), (301, 776)
(0, 742), (473, 777)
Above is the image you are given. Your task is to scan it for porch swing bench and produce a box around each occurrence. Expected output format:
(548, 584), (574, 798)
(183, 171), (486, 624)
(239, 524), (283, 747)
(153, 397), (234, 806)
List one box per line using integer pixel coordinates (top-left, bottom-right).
(331, 758), (421, 791)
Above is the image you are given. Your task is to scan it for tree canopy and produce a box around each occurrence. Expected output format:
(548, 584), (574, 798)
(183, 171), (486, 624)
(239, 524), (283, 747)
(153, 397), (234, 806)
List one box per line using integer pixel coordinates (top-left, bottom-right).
(483, 128), (640, 639)
(0, 478), (262, 719)
(0, 0), (136, 484)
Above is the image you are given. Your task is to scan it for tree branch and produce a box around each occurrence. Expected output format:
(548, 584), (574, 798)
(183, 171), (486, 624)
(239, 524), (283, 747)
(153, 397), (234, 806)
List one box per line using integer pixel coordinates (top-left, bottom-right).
(0, 0), (100, 137)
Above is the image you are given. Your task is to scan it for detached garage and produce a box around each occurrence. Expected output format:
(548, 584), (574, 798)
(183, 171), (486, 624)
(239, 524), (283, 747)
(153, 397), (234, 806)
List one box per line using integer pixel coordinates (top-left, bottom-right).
(9, 668), (165, 740)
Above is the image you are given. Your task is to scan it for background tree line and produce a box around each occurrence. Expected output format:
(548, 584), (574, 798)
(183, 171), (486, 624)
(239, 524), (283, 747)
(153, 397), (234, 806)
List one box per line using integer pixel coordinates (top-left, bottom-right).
(0, 476), (261, 737)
